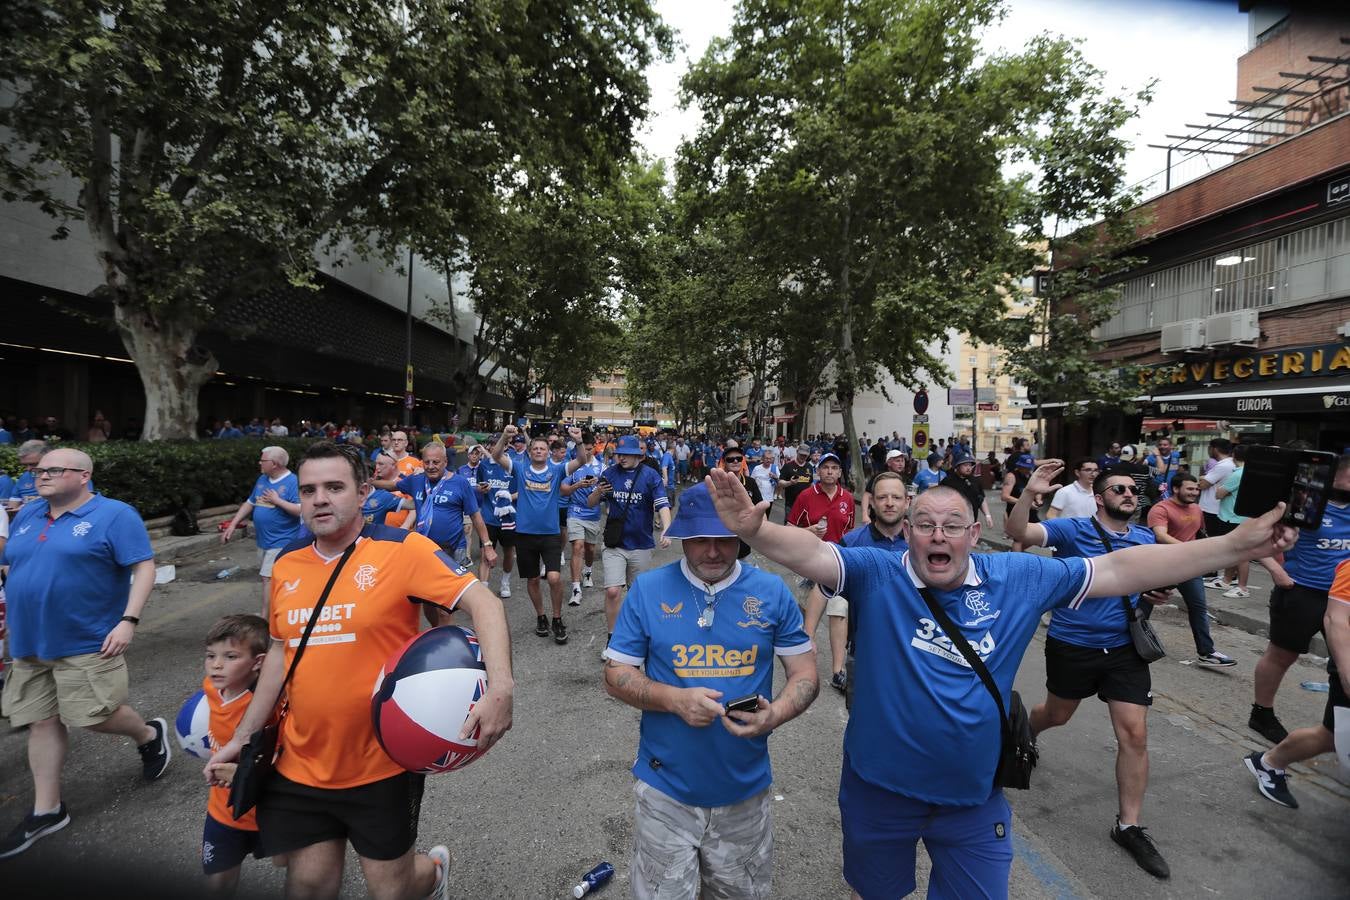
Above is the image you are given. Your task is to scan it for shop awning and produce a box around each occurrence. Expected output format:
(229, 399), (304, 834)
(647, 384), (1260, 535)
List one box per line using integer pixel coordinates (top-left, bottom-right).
(724, 411), (748, 424)
(1145, 377), (1350, 417)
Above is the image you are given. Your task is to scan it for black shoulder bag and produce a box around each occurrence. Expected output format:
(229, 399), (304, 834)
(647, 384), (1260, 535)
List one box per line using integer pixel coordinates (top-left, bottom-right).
(229, 540), (357, 820)
(918, 588), (1037, 791)
(1089, 518), (1166, 663)
(603, 475), (636, 549)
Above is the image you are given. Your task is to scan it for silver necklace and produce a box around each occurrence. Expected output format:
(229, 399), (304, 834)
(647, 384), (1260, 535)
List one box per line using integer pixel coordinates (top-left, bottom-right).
(696, 584), (719, 629)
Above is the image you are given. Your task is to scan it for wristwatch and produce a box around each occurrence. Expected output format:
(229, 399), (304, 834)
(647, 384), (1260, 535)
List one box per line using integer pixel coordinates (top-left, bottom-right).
(120, 615), (140, 625)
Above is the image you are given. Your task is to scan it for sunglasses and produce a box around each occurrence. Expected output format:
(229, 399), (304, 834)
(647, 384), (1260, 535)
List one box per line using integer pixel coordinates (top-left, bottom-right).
(722, 457), (743, 465)
(1100, 484), (1139, 496)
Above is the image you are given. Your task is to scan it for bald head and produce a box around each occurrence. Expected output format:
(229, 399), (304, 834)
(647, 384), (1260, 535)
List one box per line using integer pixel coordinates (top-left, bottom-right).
(36, 448), (93, 505)
(44, 448), (93, 473)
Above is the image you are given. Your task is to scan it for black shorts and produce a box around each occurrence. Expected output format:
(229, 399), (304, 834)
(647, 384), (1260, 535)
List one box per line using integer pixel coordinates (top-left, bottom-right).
(1325, 658), (1349, 732)
(1044, 636), (1152, 706)
(1203, 512), (1235, 538)
(1268, 583), (1328, 654)
(515, 531), (562, 577)
(486, 524), (516, 549)
(256, 772), (425, 861)
(202, 815), (261, 875)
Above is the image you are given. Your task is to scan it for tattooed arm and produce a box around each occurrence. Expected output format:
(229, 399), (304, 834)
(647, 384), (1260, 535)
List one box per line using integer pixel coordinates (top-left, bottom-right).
(603, 660), (726, 727)
(720, 648), (819, 739)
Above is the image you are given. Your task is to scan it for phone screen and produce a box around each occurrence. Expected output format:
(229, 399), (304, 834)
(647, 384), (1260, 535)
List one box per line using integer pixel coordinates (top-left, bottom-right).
(1233, 445), (1335, 530)
(1287, 460), (1331, 528)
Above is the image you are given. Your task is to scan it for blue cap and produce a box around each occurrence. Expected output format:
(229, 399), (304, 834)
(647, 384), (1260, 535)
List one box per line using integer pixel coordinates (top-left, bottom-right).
(1014, 453), (1036, 469)
(664, 484), (737, 540)
(817, 452), (842, 467)
(614, 435), (644, 456)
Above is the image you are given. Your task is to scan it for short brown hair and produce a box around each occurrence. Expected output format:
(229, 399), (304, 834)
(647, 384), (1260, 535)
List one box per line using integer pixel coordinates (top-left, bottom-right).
(205, 614), (270, 656)
(871, 471), (907, 492)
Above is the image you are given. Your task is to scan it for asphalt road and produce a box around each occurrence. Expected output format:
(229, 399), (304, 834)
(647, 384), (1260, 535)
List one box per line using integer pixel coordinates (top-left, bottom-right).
(2, 503), (1348, 898)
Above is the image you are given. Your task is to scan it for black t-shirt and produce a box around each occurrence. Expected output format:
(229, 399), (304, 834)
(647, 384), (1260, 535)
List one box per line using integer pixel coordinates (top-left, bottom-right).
(779, 462), (814, 509)
(869, 442), (887, 470)
(945, 472), (986, 518)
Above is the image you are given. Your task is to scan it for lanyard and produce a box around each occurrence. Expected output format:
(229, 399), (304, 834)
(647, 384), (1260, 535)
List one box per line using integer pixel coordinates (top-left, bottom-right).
(417, 475), (454, 536)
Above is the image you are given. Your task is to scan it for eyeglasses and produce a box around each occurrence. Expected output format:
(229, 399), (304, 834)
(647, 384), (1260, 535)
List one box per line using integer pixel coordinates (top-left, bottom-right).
(33, 467), (88, 478)
(1100, 484), (1139, 496)
(910, 521), (974, 538)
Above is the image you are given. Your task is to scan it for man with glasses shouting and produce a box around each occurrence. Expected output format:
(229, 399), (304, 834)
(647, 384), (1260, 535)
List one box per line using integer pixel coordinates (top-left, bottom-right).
(704, 463), (1296, 899)
(0, 449), (172, 859)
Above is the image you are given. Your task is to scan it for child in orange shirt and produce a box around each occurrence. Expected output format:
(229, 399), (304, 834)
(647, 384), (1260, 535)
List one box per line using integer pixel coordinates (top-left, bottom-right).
(198, 614), (268, 897)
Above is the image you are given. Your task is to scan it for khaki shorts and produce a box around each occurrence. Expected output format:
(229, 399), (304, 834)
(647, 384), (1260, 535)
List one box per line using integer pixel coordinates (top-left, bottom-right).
(258, 546), (284, 577)
(826, 593), (849, 618)
(1, 652), (129, 727)
(566, 516), (602, 544)
(631, 780), (772, 900)
(603, 547), (652, 589)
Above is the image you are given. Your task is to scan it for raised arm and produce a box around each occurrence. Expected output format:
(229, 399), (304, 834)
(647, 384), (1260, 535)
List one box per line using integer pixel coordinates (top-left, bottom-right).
(492, 427), (515, 472)
(564, 427), (590, 475)
(706, 469), (839, 591)
(1005, 461), (1055, 547)
(1088, 505), (1296, 599)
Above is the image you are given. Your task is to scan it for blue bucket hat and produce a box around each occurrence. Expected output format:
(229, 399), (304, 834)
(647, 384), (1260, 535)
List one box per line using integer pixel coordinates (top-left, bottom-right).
(614, 434), (644, 456)
(1014, 453), (1036, 470)
(665, 484), (736, 541)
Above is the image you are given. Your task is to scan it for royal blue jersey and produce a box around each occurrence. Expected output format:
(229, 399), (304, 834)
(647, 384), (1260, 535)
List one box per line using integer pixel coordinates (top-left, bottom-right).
(248, 472), (302, 549)
(511, 460), (568, 535)
(912, 468), (943, 494)
(1284, 501), (1350, 591)
(1038, 517), (1154, 649)
(2, 494), (154, 659)
(599, 463), (670, 550)
(475, 459), (513, 528)
(395, 472), (479, 550)
(841, 523), (908, 553)
(565, 459), (604, 522)
(10, 470), (37, 502)
(826, 547), (1092, 806)
(0, 473), (12, 503)
(361, 489), (404, 527)
(604, 559), (812, 807)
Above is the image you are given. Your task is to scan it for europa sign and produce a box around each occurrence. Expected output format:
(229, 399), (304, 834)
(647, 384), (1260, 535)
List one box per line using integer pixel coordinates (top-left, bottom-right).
(1138, 341), (1350, 391)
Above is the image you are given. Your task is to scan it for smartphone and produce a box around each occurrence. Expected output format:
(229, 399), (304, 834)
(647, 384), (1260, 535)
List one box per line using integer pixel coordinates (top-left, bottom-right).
(724, 694), (760, 715)
(1233, 445), (1336, 529)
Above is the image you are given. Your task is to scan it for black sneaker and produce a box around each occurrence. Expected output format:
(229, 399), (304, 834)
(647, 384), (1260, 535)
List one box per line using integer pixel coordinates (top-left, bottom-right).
(0, 804), (71, 859)
(1248, 704), (1289, 744)
(138, 717), (171, 780)
(1111, 821), (1170, 878)
(1244, 751), (1298, 808)
(830, 671), (848, 693)
(552, 617), (568, 645)
(535, 615), (550, 637)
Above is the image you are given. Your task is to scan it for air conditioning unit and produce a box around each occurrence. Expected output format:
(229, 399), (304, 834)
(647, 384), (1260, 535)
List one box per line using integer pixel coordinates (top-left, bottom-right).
(1160, 319), (1206, 353)
(1205, 309), (1259, 347)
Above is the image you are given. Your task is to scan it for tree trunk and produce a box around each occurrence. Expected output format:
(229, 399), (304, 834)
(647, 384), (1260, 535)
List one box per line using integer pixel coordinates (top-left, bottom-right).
(112, 301), (215, 440)
(836, 200), (861, 489)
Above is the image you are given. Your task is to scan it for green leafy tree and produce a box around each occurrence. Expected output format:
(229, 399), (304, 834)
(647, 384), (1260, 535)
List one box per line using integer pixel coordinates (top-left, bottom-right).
(0, 0), (668, 438)
(678, 0), (1145, 458)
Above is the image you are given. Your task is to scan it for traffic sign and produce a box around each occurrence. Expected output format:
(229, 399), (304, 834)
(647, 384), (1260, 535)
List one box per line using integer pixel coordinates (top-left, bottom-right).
(912, 414), (929, 425)
(912, 425), (928, 449)
(977, 402), (999, 411)
(403, 392), (415, 410)
(914, 390), (929, 415)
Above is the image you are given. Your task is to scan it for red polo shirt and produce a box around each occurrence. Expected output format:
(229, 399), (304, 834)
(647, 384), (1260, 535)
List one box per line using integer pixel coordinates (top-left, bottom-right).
(787, 483), (855, 544)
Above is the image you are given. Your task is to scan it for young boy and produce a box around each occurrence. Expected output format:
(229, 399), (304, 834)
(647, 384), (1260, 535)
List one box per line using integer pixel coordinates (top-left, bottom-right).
(199, 614), (269, 897)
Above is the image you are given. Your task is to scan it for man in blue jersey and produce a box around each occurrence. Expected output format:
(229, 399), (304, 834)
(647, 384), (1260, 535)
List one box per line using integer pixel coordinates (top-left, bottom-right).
(490, 423), (591, 644)
(602, 483), (818, 900)
(705, 465), (1296, 900)
(1249, 453), (1350, 744)
(0, 448), (171, 859)
(1005, 463), (1173, 878)
(588, 434), (672, 644)
(361, 453), (414, 527)
(7, 440), (48, 508)
(375, 442), (493, 572)
(221, 446), (304, 613)
(805, 470), (909, 693)
(474, 442), (517, 599)
(562, 446), (605, 605)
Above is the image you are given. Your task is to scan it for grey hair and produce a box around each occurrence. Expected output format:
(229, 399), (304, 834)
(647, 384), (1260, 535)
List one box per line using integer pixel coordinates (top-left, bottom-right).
(261, 445), (289, 467)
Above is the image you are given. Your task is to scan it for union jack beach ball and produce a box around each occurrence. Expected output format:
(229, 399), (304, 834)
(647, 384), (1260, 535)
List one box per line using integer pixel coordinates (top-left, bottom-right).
(371, 626), (489, 773)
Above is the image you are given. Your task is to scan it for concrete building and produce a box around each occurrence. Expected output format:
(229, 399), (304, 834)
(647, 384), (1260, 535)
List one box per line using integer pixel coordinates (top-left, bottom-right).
(555, 370), (667, 429)
(1041, 4), (1350, 464)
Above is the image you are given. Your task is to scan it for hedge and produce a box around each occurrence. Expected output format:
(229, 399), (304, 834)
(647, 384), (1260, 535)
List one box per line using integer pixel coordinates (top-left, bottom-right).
(0, 438), (322, 520)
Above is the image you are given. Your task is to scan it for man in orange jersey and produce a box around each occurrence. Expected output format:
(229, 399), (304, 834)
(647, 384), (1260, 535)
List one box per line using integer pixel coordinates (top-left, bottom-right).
(206, 442), (513, 899)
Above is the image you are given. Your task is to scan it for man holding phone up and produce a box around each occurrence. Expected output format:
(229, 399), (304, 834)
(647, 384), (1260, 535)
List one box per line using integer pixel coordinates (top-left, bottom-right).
(603, 483), (818, 900)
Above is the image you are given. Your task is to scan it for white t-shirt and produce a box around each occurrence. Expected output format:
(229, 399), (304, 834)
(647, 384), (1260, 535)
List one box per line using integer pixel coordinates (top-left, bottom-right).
(751, 464), (778, 502)
(1050, 481), (1097, 518)
(675, 443), (690, 461)
(1199, 457), (1235, 514)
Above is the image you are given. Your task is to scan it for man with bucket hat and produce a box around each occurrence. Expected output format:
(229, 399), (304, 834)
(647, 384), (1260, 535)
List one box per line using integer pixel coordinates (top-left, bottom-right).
(603, 483), (818, 899)
(589, 434), (672, 642)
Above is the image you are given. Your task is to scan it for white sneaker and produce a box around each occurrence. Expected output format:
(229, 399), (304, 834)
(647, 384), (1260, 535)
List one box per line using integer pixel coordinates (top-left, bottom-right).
(1222, 586), (1250, 598)
(583, 569), (593, 588)
(426, 845), (452, 900)
(569, 585), (582, 606)
(1204, 577), (1230, 590)
(499, 579), (512, 599)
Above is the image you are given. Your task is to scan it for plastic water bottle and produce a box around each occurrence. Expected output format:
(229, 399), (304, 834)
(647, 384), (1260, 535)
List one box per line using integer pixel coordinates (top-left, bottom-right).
(1300, 681), (1330, 693)
(215, 566), (240, 580)
(572, 861), (614, 898)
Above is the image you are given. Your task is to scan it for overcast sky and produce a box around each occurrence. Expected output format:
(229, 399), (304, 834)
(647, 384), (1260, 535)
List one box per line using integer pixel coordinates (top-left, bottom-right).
(637, 0), (1250, 194)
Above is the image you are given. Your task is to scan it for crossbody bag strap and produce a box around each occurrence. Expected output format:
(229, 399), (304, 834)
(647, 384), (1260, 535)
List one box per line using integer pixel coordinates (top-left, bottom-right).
(1088, 517), (1137, 627)
(917, 587), (1010, 738)
(279, 539), (359, 693)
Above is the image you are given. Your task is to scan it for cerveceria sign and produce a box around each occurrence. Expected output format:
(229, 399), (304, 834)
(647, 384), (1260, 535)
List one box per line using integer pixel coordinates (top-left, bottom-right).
(1137, 341), (1350, 391)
